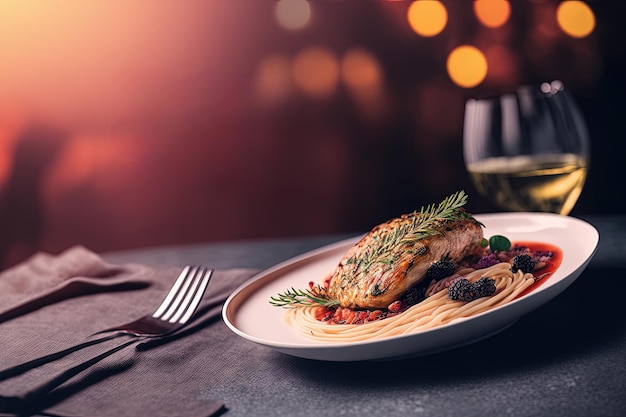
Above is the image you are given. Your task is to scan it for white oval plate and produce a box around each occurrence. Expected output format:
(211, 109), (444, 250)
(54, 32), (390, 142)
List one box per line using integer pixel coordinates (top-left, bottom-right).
(222, 213), (599, 361)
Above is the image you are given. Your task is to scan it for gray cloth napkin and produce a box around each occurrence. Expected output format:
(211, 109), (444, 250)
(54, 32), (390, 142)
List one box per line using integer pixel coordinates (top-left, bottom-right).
(0, 246), (258, 417)
(0, 246), (151, 324)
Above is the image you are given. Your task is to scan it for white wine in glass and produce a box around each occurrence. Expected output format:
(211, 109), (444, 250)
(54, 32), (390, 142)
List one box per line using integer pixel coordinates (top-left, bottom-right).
(463, 81), (590, 215)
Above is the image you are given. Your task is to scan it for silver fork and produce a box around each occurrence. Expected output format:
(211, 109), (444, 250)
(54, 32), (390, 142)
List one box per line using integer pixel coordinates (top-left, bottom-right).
(0, 265), (213, 414)
(92, 264), (213, 336)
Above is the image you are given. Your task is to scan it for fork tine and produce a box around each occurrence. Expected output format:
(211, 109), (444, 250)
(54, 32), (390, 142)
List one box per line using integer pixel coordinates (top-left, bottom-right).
(175, 268), (212, 323)
(165, 266), (205, 322)
(152, 266), (200, 320)
(152, 265), (194, 319)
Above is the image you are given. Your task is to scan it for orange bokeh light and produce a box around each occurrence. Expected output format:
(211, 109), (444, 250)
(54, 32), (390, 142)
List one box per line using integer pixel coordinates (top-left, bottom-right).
(474, 0), (511, 28)
(341, 48), (383, 93)
(556, 1), (595, 38)
(341, 48), (388, 121)
(407, 0), (448, 37)
(446, 45), (488, 88)
(292, 47), (340, 99)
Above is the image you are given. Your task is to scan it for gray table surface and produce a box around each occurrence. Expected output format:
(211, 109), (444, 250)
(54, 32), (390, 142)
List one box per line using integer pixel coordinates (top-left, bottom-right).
(102, 215), (626, 417)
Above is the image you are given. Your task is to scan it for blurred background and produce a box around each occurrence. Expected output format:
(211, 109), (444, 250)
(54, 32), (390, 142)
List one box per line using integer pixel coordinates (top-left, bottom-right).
(0, 0), (624, 269)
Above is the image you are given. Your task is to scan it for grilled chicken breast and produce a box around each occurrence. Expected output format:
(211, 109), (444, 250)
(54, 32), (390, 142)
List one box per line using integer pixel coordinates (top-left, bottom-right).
(328, 209), (484, 309)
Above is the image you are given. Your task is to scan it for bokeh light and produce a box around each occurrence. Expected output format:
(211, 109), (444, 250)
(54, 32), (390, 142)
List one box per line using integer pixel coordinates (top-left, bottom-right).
(254, 54), (292, 104)
(407, 0), (448, 37)
(556, 1), (595, 38)
(275, 0), (311, 31)
(446, 45), (488, 88)
(540, 79), (565, 95)
(341, 48), (387, 121)
(341, 48), (383, 94)
(292, 47), (340, 99)
(474, 0), (511, 28)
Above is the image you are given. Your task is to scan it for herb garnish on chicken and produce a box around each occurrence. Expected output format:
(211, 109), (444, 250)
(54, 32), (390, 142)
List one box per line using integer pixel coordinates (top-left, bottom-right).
(271, 191), (484, 310)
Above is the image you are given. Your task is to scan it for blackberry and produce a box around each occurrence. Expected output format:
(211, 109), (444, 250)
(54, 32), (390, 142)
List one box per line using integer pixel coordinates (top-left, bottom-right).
(426, 254), (455, 281)
(402, 284), (426, 306)
(511, 254), (535, 273)
(473, 277), (497, 297)
(448, 277), (496, 302)
(447, 278), (472, 302)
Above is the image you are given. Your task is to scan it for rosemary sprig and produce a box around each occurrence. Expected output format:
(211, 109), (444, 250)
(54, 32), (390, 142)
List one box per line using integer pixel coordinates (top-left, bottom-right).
(269, 286), (339, 308)
(405, 190), (471, 241)
(269, 191), (476, 309)
(355, 190), (472, 271)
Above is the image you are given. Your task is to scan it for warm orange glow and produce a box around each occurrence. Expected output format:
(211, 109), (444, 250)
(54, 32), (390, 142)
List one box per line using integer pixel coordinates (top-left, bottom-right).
(0, 1), (229, 128)
(341, 49), (383, 93)
(407, 0), (448, 37)
(46, 134), (139, 193)
(474, 0), (511, 28)
(254, 55), (293, 104)
(292, 47), (340, 99)
(446, 45), (488, 88)
(341, 48), (388, 121)
(275, 0), (311, 30)
(557, 1), (595, 38)
(46, 136), (97, 191)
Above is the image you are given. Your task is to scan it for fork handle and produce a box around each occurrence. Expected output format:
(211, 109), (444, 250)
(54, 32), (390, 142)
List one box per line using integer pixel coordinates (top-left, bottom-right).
(0, 338), (138, 415)
(0, 333), (123, 382)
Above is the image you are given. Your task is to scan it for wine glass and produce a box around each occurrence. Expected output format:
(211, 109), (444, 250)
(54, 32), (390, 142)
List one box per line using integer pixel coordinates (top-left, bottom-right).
(463, 80), (590, 215)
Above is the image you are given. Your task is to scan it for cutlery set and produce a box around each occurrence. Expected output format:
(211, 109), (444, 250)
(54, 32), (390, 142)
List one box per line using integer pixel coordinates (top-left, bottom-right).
(0, 265), (213, 415)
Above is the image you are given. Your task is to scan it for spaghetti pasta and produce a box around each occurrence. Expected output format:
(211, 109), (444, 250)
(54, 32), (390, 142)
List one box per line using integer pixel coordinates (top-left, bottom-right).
(284, 263), (535, 342)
